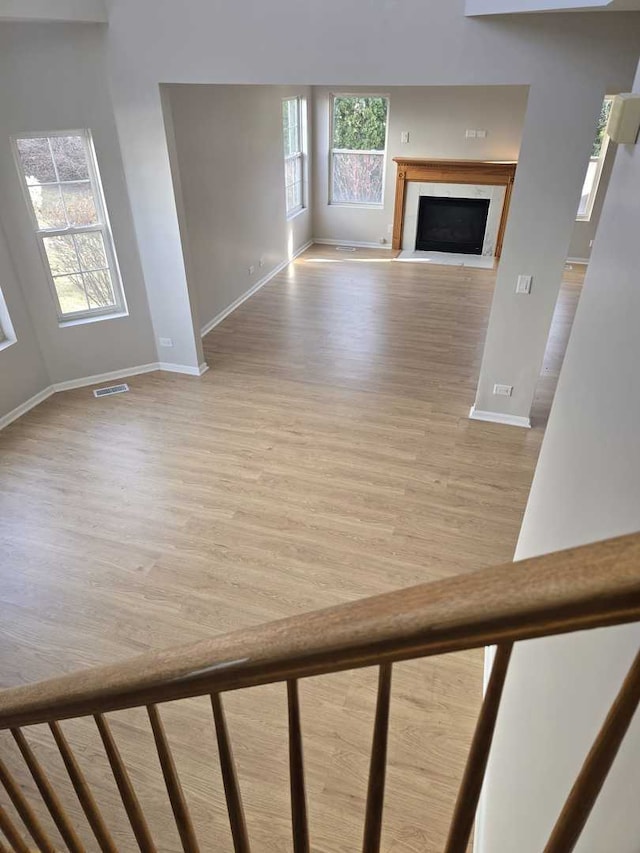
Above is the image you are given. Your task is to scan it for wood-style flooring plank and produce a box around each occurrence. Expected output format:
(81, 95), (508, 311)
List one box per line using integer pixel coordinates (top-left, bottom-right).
(0, 247), (581, 852)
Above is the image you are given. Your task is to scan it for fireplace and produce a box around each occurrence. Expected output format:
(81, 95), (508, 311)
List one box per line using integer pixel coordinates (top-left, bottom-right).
(392, 159), (517, 257)
(415, 196), (490, 255)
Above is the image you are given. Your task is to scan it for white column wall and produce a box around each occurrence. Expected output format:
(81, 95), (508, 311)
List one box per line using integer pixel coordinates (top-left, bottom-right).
(478, 59), (640, 853)
(472, 76), (606, 422)
(107, 76), (204, 371)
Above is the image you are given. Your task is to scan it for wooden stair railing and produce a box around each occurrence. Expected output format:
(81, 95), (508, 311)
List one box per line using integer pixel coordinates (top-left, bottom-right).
(1, 533), (640, 852)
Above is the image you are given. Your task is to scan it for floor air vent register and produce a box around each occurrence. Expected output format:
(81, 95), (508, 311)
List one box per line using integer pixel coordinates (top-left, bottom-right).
(93, 384), (130, 398)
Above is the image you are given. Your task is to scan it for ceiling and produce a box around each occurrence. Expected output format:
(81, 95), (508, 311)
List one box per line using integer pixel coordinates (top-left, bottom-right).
(0, 0), (107, 23)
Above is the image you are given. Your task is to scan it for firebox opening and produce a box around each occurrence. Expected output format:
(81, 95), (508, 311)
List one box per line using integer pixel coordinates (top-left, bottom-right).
(415, 196), (490, 255)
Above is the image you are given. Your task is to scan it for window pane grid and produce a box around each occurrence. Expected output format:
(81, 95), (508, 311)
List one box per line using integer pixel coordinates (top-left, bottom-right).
(330, 95), (388, 205)
(282, 97), (304, 214)
(331, 151), (385, 205)
(15, 131), (123, 320)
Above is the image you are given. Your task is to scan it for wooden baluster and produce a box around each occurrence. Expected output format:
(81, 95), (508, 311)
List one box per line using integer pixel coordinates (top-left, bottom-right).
(49, 721), (118, 853)
(362, 664), (392, 853)
(0, 755), (55, 853)
(11, 727), (85, 853)
(444, 643), (513, 853)
(94, 714), (157, 852)
(287, 680), (309, 853)
(147, 705), (199, 852)
(544, 647), (640, 853)
(210, 693), (250, 853)
(0, 803), (30, 853)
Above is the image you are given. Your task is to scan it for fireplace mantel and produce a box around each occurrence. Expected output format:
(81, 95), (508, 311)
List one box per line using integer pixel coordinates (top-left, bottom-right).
(392, 158), (517, 257)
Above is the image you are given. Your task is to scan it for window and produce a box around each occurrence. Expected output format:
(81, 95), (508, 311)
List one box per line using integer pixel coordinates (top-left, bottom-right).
(577, 97), (613, 221)
(283, 97), (305, 217)
(330, 95), (388, 206)
(13, 131), (126, 322)
(0, 286), (16, 350)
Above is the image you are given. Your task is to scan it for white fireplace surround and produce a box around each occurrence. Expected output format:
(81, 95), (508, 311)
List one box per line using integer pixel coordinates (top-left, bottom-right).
(401, 182), (507, 258)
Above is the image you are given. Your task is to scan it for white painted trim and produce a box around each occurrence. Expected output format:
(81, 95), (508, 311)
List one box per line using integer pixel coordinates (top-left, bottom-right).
(52, 363), (160, 392)
(313, 238), (393, 251)
(157, 361), (209, 376)
(469, 405), (531, 429)
(200, 240), (314, 337)
(0, 386), (55, 431)
(565, 257), (590, 266)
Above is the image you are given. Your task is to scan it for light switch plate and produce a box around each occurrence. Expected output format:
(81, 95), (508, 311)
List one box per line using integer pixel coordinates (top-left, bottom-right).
(476, 129), (487, 139)
(401, 131), (410, 144)
(466, 129), (477, 138)
(516, 274), (532, 294)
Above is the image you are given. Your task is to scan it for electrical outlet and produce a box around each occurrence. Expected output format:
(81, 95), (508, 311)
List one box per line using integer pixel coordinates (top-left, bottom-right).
(159, 337), (173, 348)
(387, 223), (394, 234)
(516, 274), (532, 294)
(259, 257), (265, 268)
(493, 384), (513, 397)
(249, 265), (255, 275)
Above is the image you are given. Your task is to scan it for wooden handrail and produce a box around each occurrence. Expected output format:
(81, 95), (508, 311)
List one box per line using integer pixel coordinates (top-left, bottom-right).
(1, 533), (640, 729)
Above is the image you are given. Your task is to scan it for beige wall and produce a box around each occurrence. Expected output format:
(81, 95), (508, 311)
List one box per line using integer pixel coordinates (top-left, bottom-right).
(165, 84), (313, 333)
(312, 85), (529, 246)
(0, 22), (157, 410)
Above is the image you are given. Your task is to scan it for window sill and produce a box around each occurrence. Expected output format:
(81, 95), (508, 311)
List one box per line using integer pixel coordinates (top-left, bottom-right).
(0, 337), (17, 354)
(286, 207), (306, 222)
(329, 202), (384, 210)
(58, 309), (129, 329)
(576, 214), (592, 223)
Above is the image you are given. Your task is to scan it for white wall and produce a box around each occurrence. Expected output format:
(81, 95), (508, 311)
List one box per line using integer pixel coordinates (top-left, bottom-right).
(479, 59), (640, 853)
(103, 0), (640, 429)
(0, 220), (50, 417)
(0, 22), (157, 410)
(312, 85), (528, 247)
(165, 85), (312, 333)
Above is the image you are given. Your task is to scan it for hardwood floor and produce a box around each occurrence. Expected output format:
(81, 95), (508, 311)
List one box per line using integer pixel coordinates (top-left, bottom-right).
(0, 247), (581, 852)
(531, 263), (584, 425)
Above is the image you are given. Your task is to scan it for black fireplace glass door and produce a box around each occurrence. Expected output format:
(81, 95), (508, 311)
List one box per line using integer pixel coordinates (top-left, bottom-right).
(415, 196), (490, 255)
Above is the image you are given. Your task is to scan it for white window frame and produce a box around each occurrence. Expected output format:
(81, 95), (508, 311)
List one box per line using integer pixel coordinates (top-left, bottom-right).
(329, 93), (389, 208)
(0, 286), (17, 353)
(12, 129), (127, 325)
(577, 97), (613, 222)
(283, 96), (306, 218)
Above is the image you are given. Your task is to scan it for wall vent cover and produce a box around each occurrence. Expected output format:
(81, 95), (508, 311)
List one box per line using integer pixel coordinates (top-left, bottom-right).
(93, 384), (129, 398)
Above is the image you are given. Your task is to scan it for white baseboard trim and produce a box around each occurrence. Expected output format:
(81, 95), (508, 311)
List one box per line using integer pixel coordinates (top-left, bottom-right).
(565, 257), (589, 266)
(52, 362), (160, 392)
(313, 238), (393, 251)
(0, 386), (55, 431)
(201, 240), (314, 337)
(469, 406), (531, 429)
(2, 360), (211, 430)
(157, 361), (209, 377)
